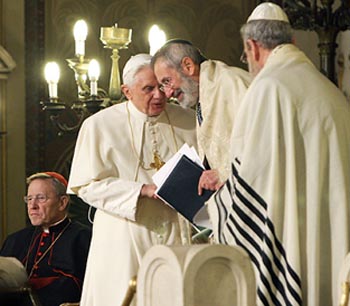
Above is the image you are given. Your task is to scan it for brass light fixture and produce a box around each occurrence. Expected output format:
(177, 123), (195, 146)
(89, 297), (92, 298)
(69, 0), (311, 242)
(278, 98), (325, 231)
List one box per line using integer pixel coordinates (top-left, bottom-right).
(41, 20), (133, 135)
(41, 21), (167, 136)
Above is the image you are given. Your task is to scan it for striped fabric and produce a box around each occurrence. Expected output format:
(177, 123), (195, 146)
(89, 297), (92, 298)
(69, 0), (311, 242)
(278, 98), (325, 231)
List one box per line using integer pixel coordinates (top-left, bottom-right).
(196, 102), (203, 126)
(213, 159), (303, 306)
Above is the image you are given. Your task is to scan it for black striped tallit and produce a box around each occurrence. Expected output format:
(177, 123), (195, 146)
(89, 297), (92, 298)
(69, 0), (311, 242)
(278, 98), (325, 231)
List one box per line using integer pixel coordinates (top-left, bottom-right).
(213, 159), (302, 306)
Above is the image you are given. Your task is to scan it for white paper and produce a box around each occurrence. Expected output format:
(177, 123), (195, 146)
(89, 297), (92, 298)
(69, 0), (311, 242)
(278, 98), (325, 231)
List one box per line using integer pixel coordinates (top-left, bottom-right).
(152, 143), (203, 189)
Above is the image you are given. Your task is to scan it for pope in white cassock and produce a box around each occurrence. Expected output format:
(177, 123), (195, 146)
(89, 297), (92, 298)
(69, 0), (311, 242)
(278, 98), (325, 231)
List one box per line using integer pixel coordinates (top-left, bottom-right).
(207, 2), (350, 306)
(68, 54), (197, 306)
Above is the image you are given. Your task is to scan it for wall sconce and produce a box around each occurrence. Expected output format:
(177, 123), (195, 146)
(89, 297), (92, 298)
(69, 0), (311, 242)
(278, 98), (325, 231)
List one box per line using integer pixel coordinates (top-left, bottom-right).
(40, 20), (132, 135)
(41, 22), (166, 136)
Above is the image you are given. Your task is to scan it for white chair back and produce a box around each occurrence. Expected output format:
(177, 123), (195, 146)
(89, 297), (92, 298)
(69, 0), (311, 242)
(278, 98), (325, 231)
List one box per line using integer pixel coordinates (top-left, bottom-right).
(137, 244), (256, 306)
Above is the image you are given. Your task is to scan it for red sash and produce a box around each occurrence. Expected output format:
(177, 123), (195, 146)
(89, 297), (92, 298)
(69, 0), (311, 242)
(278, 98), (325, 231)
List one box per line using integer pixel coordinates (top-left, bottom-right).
(29, 276), (59, 290)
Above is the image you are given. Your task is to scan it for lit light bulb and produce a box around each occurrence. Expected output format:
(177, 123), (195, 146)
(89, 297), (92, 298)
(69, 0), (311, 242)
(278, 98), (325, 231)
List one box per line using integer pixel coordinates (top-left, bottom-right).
(148, 25), (166, 56)
(73, 20), (88, 57)
(44, 62), (60, 99)
(88, 59), (100, 96)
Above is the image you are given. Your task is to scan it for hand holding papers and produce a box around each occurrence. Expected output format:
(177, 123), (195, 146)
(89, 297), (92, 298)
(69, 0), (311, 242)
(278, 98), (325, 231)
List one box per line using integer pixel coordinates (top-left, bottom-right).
(152, 144), (214, 228)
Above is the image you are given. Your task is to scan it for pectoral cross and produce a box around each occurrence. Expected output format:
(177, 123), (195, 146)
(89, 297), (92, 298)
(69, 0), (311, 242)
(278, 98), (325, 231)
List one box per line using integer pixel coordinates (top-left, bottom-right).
(150, 152), (165, 170)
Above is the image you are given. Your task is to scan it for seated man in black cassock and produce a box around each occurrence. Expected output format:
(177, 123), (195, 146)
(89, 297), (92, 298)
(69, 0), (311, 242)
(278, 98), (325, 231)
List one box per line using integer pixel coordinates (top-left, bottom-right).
(0, 172), (92, 306)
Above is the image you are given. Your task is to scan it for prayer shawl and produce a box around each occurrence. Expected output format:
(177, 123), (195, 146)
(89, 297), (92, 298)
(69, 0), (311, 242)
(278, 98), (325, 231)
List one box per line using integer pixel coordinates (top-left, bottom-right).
(199, 60), (251, 180)
(207, 44), (350, 306)
(68, 101), (196, 306)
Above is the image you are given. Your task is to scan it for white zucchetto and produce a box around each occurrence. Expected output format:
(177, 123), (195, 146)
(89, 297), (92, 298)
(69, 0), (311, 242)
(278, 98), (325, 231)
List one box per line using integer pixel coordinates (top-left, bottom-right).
(122, 53), (152, 86)
(247, 2), (289, 23)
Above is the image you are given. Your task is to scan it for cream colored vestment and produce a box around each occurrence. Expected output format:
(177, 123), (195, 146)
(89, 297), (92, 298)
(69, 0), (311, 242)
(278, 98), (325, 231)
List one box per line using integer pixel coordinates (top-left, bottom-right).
(208, 44), (350, 306)
(68, 101), (196, 306)
(198, 60), (251, 180)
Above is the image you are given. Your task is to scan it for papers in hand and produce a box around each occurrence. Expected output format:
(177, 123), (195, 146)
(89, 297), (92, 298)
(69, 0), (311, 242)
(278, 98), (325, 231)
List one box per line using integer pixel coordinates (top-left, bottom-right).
(152, 144), (213, 228)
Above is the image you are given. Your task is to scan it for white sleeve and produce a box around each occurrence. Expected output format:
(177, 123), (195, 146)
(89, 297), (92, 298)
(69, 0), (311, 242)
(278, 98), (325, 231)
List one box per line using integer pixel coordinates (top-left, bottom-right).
(67, 114), (144, 222)
(77, 177), (143, 221)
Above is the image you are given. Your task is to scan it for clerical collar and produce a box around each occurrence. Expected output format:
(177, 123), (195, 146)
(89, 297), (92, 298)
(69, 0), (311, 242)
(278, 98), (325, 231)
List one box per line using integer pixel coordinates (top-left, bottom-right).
(42, 216), (69, 234)
(128, 100), (163, 122)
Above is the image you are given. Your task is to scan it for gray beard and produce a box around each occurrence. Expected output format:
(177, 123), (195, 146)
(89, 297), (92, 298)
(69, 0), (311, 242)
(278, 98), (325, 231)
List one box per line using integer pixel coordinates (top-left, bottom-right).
(178, 73), (199, 109)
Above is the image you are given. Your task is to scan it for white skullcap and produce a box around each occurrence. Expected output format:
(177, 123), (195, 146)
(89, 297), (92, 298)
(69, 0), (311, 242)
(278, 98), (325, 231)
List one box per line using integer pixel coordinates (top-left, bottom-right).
(247, 2), (289, 23)
(122, 53), (152, 85)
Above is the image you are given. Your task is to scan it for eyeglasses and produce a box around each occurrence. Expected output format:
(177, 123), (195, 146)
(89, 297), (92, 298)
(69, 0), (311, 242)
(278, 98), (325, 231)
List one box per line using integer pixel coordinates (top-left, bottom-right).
(159, 78), (174, 92)
(240, 51), (248, 64)
(24, 194), (50, 204)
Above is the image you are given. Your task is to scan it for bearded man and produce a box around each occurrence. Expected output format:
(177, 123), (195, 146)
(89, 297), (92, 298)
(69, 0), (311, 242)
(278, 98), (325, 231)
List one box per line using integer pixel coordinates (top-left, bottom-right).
(152, 40), (251, 193)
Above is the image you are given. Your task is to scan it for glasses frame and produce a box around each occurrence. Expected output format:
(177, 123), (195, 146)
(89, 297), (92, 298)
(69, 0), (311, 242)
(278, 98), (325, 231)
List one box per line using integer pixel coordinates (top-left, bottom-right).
(159, 78), (174, 93)
(24, 194), (51, 204)
(240, 50), (248, 64)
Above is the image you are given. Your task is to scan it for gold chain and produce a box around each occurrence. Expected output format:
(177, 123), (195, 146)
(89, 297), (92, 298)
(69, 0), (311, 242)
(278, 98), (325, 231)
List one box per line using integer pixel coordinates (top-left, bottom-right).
(25, 220), (71, 279)
(126, 102), (178, 171)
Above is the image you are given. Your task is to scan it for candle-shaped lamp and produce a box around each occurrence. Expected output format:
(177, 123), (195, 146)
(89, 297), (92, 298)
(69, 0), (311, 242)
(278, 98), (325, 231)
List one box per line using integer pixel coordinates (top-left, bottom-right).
(73, 20), (88, 57)
(148, 25), (166, 56)
(88, 59), (100, 96)
(44, 61), (60, 101)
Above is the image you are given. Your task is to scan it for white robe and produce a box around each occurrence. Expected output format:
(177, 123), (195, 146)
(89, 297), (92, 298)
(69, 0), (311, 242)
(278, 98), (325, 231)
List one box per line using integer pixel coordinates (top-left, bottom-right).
(68, 101), (197, 306)
(208, 44), (350, 306)
(199, 60), (251, 180)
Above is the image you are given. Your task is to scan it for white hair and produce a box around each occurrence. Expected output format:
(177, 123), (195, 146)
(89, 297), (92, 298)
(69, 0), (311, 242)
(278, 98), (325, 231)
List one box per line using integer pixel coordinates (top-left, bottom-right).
(122, 53), (152, 86)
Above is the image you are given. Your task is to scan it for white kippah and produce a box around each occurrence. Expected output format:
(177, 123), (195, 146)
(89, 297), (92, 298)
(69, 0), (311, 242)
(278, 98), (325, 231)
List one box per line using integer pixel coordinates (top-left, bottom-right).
(247, 2), (289, 23)
(122, 53), (152, 85)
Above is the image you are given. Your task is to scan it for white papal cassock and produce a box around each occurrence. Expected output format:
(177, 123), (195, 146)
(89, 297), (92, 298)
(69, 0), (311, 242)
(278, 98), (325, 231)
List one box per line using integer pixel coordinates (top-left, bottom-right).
(68, 101), (196, 306)
(207, 44), (350, 306)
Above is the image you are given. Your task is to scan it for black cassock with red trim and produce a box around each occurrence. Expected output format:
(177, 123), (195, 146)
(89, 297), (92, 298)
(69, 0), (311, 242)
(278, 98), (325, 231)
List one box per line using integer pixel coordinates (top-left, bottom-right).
(0, 217), (91, 306)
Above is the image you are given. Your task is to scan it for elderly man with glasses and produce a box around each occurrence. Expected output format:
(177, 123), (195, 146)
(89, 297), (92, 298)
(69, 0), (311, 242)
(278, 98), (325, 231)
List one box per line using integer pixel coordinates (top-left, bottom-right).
(152, 39), (251, 194)
(0, 172), (92, 306)
(207, 2), (350, 305)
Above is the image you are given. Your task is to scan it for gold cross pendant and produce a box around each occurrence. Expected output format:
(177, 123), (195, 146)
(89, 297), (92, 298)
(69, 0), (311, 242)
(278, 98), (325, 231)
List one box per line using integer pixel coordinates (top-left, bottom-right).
(150, 152), (165, 170)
